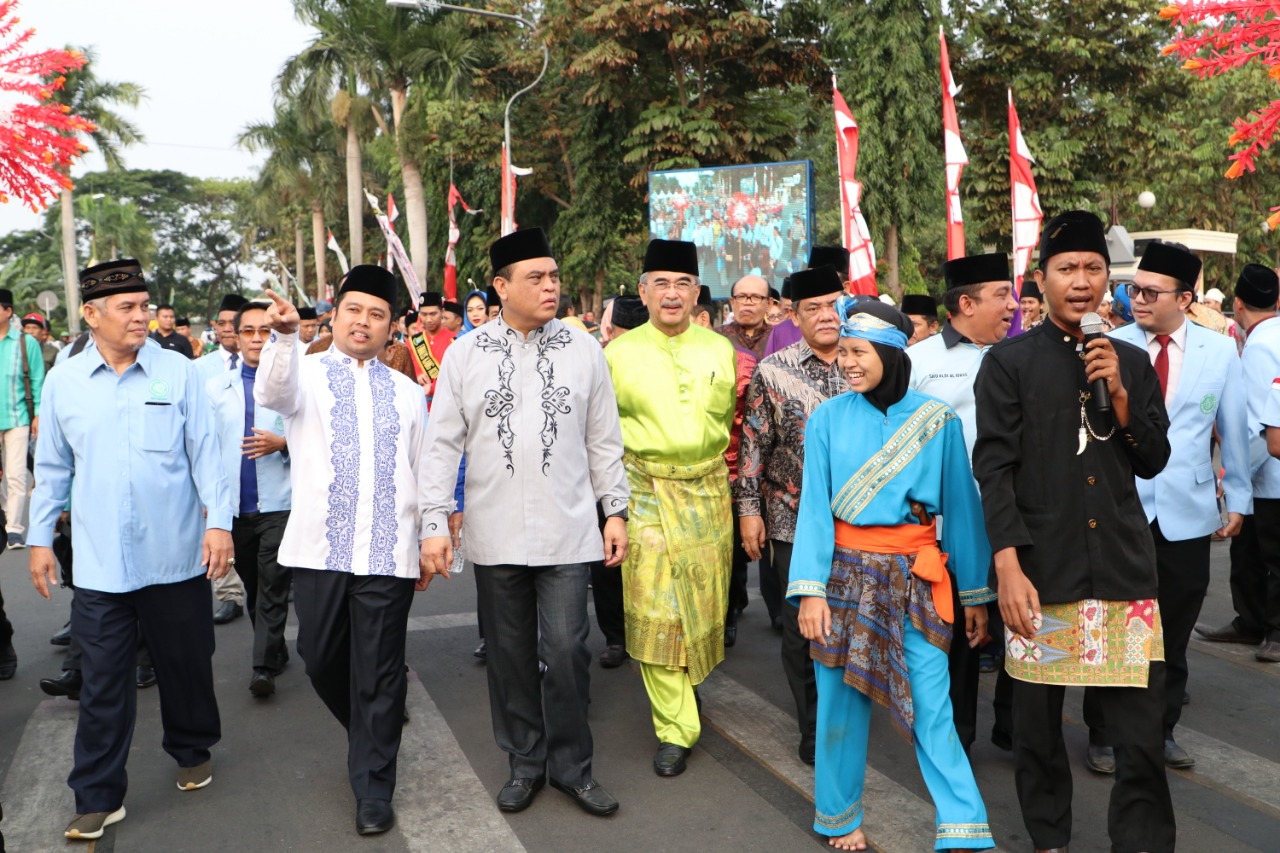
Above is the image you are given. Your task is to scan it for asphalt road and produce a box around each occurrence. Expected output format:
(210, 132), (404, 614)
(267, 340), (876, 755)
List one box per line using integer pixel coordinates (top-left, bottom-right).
(0, 540), (1275, 852)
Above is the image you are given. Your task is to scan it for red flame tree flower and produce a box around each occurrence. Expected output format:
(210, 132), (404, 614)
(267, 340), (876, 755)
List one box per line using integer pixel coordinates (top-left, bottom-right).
(0, 0), (95, 211)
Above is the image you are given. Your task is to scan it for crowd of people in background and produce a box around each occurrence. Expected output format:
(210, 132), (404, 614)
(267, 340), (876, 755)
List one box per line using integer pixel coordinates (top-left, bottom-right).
(0, 208), (1276, 853)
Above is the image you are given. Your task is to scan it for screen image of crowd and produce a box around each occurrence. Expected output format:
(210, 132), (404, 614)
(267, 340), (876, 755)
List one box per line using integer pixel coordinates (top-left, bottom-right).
(648, 161), (813, 299)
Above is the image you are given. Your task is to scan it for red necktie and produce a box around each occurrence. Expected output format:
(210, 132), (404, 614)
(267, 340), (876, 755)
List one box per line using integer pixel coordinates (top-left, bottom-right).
(1154, 334), (1171, 398)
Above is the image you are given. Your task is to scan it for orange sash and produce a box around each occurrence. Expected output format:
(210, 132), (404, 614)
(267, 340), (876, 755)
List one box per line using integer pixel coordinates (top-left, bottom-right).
(833, 519), (954, 624)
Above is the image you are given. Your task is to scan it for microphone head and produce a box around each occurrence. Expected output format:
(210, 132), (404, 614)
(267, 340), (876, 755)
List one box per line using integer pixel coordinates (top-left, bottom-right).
(1080, 311), (1104, 336)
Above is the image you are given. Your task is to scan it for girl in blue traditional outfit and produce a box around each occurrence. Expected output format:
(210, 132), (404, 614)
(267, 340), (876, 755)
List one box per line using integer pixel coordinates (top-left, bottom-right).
(788, 297), (996, 852)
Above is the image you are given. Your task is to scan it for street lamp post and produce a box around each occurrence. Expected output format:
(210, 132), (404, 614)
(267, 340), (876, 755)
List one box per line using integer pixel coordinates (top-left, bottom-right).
(386, 0), (550, 235)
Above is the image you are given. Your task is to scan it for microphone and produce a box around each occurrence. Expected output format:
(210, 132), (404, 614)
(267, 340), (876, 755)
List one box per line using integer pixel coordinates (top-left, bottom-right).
(1080, 311), (1110, 414)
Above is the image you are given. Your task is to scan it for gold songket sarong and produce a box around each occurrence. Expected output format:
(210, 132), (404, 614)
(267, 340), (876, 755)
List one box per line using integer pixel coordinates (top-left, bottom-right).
(621, 452), (732, 685)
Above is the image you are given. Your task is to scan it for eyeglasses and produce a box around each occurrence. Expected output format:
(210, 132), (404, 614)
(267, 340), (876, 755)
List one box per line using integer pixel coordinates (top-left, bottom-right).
(731, 294), (768, 305)
(1124, 283), (1181, 302)
(238, 327), (272, 339)
(645, 278), (697, 293)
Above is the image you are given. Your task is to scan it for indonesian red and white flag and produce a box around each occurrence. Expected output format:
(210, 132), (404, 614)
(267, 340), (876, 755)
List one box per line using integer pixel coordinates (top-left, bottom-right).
(500, 146), (533, 237)
(364, 188), (420, 306)
(444, 183), (475, 301)
(940, 27), (968, 261)
(833, 75), (877, 296)
(386, 192), (399, 224)
(1008, 88), (1042, 335)
(326, 229), (350, 275)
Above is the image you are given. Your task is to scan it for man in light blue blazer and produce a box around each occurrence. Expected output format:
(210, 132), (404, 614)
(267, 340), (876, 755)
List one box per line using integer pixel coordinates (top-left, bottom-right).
(1099, 242), (1249, 771)
(206, 300), (293, 698)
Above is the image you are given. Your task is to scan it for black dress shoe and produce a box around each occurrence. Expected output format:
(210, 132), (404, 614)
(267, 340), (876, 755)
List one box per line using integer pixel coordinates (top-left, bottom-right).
(51, 622), (71, 646)
(599, 645), (629, 668)
(653, 743), (690, 777)
(356, 798), (394, 835)
(724, 623), (737, 648)
(549, 778), (619, 816)
(40, 669), (82, 699)
(213, 602), (243, 625)
(1086, 744), (1115, 775)
(249, 669), (275, 698)
(798, 732), (816, 765)
(1194, 621), (1262, 645)
(0, 643), (15, 680)
(136, 665), (157, 689)
(770, 615), (783, 632)
(473, 639), (487, 660)
(1258, 639), (1280, 663)
(496, 777), (544, 813)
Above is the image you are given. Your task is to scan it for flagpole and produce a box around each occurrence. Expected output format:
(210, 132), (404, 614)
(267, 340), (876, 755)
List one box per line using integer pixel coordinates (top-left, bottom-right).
(387, 0), (549, 236)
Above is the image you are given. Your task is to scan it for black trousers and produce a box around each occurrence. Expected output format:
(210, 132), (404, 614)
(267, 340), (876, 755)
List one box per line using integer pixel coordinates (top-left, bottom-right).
(231, 511), (292, 672)
(0, 583), (11, 650)
(988, 605), (1014, 740)
(1228, 501), (1280, 641)
(727, 506), (752, 623)
(475, 563), (595, 787)
(590, 562), (626, 648)
(56, 528), (151, 673)
(758, 543), (781, 624)
(947, 576), (979, 752)
(292, 568), (414, 801)
(70, 576), (221, 814)
(773, 541), (816, 744)
(1012, 663), (1175, 853)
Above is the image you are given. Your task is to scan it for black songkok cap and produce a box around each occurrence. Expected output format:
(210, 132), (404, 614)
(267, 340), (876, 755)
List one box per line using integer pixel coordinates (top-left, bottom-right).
(788, 266), (843, 302)
(442, 300), (463, 315)
(1138, 241), (1202, 290)
(79, 259), (149, 301)
(768, 286), (781, 301)
(339, 264), (398, 309)
(490, 228), (554, 274)
(1236, 263), (1280, 309)
(419, 291), (443, 309)
(297, 306), (318, 321)
(402, 308), (418, 326)
(1038, 210), (1110, 265)
(901, 294), (938, 317)
(485, 285), (502, 310)
(943, 253), (1010, 290)
(1020, 276), (1043, 303)
(0, 289), (11, 306)
(611, 296), (649, 331)
(697, 284), (713, 307)
(217, 293), (249, 315)
(175, 317), (189, 326)
(809, 245), (850, 274)
(642, 239), (699, 277)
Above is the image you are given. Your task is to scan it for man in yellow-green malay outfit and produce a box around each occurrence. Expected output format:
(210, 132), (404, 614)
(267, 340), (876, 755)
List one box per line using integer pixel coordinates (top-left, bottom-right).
(605, 239), (737, 779)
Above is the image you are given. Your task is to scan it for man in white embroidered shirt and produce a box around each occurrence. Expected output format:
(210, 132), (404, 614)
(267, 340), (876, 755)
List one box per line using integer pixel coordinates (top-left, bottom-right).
(422, 228), (630, 819)
(255, 265), (448, 837)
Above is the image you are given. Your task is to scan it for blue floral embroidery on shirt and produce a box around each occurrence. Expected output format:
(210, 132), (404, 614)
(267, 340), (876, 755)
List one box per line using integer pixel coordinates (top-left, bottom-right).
(476, 330), (517, 474)
(323, 353), (358, 572)
(367, 360), (400, 575)
(535, 328), (573, 474)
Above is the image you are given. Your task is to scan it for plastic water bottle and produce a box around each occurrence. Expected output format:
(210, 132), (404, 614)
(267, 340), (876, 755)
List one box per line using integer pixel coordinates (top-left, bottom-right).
(450, 546), (466, 574)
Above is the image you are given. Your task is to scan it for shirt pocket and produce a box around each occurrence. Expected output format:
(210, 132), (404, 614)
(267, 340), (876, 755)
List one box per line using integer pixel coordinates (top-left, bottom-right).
(1194, 461), (1215, 485)
(141, 404), (181, 452)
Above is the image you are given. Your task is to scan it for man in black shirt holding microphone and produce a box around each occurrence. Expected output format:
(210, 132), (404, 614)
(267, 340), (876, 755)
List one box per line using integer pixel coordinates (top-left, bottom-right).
(973, 210), (1174, 853)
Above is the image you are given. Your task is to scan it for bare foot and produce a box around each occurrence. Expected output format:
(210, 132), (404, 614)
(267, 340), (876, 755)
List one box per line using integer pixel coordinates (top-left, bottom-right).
(828, 828), (868, 851)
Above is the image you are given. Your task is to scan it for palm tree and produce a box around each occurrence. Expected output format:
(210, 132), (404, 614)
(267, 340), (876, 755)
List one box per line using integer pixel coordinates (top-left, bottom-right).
(240, 98), (344, 302)
(46, 47), (144, 333)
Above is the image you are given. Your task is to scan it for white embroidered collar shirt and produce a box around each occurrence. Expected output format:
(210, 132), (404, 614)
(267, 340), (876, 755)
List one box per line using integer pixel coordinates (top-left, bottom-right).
(420, 315), (629, 566)
(256, 331), (428, 578)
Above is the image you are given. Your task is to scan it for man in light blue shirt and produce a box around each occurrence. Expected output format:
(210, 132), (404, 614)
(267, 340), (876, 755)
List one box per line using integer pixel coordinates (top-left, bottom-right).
(207, 300), (293, 698)
(28, 258), (234, 842)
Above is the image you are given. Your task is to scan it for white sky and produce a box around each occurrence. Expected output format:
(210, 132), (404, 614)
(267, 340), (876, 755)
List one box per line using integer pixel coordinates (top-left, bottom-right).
(0, 0), (314, 237)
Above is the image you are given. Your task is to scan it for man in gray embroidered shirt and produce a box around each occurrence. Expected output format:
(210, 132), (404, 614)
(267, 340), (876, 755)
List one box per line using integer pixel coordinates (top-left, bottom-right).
(421, 227), (630, 819)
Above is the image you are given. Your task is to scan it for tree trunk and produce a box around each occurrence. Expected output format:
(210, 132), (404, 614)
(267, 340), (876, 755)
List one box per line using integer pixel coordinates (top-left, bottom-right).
(59, 186), (80, 334)
(885, 225), (900, 299)
(312, 203), (328, 304)
(345, 119), (364, 267)
(390, 86), (429, 290)
(295, 223), (306, 301)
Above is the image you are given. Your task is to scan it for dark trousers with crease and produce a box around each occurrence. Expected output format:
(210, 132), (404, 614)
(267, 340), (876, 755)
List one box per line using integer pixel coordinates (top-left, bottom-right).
(947, 576), (979, 752)
(475, 563), (594, 787)
(70, 575), (221, 814)
(231, 511), (291, 672)
(0, 583), (11, 651)
(291, 568), (414, 801)
(773, 541), (816, 745)
(1228, 501), (1280, 641)
(727, 506), (752, 624)
(590, 562), (626, 648)
(1013, 662), (1174, 853)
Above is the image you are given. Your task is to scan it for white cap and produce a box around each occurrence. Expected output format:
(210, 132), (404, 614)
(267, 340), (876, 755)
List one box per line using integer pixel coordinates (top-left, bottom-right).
(1203, 287), (1226, 303)
(878, 293), (895, 305)
(1101, 291), (1114, 303)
